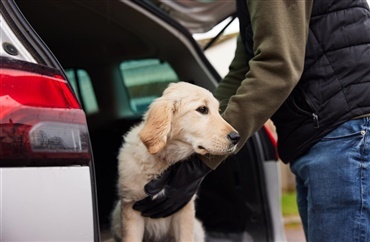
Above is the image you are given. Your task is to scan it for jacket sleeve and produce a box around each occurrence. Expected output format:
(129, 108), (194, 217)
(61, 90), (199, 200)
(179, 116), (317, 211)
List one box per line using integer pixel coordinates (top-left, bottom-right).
(202, 0), (313, 169)
(214, 35), (250, 112)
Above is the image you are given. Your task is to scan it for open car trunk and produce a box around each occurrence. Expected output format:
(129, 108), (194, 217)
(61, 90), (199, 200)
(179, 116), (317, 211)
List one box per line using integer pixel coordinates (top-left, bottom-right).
(14, 0), (285, 241)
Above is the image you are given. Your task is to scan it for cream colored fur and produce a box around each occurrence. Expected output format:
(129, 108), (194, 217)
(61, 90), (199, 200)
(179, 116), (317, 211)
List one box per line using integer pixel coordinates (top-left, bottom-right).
(111, 82), (238, 242)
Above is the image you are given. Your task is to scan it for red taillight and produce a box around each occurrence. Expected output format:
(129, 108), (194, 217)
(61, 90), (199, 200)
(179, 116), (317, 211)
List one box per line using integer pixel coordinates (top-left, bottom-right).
(263, 125), (277, 148)
(263, 125), (279, 160)
(0, 60), (91, 166)
(0, 69), (80, 108)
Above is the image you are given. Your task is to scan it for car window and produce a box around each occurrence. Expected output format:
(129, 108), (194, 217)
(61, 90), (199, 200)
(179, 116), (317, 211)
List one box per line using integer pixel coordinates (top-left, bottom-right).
(65, 69), (99, 115)
(120, 59), (179, 114)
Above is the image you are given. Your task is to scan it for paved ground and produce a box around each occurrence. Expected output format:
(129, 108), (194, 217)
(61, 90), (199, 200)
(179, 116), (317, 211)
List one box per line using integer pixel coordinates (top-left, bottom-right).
(285, 223), (305, 242)
(284, 215), (305, 242)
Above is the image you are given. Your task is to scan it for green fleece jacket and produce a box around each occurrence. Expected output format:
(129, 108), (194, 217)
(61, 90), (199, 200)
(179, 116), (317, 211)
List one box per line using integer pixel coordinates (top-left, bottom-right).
(201, 0), (314, 169)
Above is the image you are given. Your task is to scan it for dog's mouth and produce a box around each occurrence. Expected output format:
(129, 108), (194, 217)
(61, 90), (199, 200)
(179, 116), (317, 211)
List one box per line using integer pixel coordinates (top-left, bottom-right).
(196, 145), (209, 155)
(196, 145), (236, 156)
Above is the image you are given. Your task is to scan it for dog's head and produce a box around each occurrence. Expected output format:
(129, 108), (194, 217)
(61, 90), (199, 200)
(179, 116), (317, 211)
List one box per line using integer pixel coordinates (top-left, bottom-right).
(139, 82), (240, 157)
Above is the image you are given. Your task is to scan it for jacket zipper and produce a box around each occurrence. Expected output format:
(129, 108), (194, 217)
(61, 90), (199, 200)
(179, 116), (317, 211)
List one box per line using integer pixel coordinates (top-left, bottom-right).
(312, 113), (320, 129)
(296, 87), (320, 129)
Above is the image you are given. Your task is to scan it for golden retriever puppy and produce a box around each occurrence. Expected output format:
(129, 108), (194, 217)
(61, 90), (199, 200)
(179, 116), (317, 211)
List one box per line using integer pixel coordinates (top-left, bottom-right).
(111, 82), (239, 242)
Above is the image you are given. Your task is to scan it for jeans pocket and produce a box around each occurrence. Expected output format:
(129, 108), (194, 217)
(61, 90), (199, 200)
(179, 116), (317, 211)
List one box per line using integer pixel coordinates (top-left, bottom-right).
(321, 119), (365, 141)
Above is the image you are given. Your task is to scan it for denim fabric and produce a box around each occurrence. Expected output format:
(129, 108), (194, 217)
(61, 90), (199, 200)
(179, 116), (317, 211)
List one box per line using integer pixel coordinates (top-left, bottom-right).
(290, 117), (370, 242)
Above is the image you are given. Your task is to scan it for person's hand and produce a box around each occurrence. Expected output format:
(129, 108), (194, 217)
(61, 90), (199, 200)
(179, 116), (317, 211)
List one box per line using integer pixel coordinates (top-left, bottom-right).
(133, 155), (211, 218)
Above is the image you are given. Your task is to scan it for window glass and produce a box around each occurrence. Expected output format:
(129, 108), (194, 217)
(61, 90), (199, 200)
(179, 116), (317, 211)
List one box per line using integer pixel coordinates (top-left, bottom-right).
(120, 59), (179, 114)
(65, 69), (99, 114)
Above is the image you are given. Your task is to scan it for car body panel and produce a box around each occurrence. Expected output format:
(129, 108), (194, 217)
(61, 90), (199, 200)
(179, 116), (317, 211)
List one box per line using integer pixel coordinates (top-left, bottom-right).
(1, 167), (94, 241)
(0, 14), (35, 62)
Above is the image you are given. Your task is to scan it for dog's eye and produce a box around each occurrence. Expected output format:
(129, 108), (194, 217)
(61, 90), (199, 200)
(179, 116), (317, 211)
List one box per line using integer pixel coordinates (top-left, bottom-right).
(196, 106), (208, 114)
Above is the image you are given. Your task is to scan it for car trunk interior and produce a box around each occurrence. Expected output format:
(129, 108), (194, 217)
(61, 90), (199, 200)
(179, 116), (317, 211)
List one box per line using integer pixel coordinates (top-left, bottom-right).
(15, 1), (275, 240)
(15, 0), (220, 230)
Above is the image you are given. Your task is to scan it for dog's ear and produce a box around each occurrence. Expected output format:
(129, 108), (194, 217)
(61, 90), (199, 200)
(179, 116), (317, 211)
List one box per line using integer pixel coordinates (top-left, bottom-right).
(139, 98), (175, 154)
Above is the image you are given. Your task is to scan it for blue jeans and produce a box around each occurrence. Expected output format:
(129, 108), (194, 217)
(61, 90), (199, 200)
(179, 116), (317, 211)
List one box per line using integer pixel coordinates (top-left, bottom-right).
(290, 117), (370, 242)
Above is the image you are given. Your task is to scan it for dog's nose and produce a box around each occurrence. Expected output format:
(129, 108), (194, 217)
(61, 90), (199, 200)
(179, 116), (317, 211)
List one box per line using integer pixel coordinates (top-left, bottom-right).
(227, 131), (240, 145)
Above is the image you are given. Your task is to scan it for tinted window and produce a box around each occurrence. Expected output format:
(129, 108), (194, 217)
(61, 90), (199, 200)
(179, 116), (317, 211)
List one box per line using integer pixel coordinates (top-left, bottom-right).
(65, 69), (99, 114)
(120, 59), (179, 114)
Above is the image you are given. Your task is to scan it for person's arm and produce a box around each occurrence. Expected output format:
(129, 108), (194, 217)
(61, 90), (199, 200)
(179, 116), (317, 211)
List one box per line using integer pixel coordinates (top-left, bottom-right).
(202, 0), (313, 169)
(215, 35), (250, 111)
